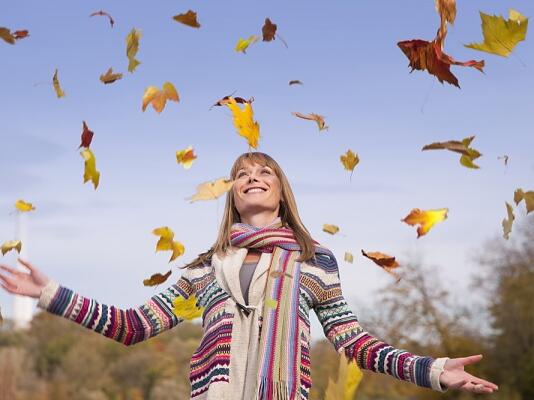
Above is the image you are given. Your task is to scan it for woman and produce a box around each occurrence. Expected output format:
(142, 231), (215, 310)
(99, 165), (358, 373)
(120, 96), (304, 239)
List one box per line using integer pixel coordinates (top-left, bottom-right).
(0, 152), (497, 399)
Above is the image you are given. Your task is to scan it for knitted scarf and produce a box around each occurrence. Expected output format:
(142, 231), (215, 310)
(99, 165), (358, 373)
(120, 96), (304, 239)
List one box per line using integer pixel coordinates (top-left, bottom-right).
(230, 220), (333, 400)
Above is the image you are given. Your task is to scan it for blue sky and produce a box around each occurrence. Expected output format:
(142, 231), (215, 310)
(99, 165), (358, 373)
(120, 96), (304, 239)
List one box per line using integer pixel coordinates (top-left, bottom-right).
(1, 0), (533, 338)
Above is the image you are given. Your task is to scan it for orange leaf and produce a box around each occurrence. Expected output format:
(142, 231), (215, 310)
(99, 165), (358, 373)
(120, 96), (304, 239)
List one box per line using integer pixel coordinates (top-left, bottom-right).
(0, 27), (29, 44)
(99, 67), (123, 84)
(292, 112), (328, 131)
(143, 270), (172, 287)
(187, 178), (234, 202)
(176, 146), (197, 169)
(142, 82), (179, 113)
(173, 10), (201, 28)
(361, 250), (401, 282)
(401, 208), (448, 238)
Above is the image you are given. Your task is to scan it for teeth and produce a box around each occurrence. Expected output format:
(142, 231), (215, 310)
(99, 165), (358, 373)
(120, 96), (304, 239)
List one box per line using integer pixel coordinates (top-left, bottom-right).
(246, 188), (265, 193)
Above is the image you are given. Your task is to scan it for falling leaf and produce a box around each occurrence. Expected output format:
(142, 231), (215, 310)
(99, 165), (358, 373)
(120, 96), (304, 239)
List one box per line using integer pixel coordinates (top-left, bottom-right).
(176, 146), (197, 169)
(322, 224), (340, 235)
(15, 200), (35, 212)
(514, 188), (534, 214)
(52, 69), (65, 98)
(401, 208), (448, 238)
(340, 150), (359, 178)
(0, 27), (29, 44)
(502, 202), (515, 240)
(99, 67), (123, 84)
(292, 112), (328, 131)
(172, 295), (204, 320)
(225, 97), (260, 148)
(361, 249), (401, 282)
(126, 28), (142, 73)
(465, 9), (528, 57)
(80, 148), (100, 189)
(235, 35), (259, 53)
(143, 270), (172, 287)
(262, 18), (277, 41)
(289, 80), (303, 86)
(422, 135), (482, 169)
(142, 82), (179, 113)
(173, 10), (201, 28)
(498, 155), (509, 167)
(1, 240), (22, 256)
(344, 252), (354, 263)
(265, 298), (278, 309)
(187, 178), (234, 202)
(78, 121), (94, 149)
(435, 0), (457, 28)
(90, 10), (115, 28)
(211, 94), (251, 109)
(325, 354), (363, 400)
(152, 226), (185, 262)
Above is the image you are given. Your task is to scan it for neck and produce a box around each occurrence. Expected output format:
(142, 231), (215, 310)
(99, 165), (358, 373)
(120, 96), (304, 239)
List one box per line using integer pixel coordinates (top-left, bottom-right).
(240, 211), (279, 228)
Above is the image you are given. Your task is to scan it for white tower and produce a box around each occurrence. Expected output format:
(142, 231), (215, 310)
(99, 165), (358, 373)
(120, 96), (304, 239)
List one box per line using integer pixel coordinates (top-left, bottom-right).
(12, 212), (35, 330)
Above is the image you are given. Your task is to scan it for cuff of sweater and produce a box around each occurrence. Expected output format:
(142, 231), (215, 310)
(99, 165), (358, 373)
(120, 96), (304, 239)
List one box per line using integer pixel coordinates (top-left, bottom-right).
(430, 357), (449, 392)
(37, 280), (60, 310)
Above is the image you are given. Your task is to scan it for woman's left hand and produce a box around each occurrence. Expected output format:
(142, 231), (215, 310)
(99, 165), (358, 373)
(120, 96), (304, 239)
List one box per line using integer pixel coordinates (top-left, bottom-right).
(439, 354), (498, 394)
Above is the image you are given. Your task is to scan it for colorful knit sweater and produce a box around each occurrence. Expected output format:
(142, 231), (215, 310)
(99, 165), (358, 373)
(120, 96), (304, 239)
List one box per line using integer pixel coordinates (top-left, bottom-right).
(37, 248), (447, 399)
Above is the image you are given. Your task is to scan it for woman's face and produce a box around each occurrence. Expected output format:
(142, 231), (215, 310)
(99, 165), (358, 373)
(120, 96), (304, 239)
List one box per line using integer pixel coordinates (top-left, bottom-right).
(233, 161), (282, 219)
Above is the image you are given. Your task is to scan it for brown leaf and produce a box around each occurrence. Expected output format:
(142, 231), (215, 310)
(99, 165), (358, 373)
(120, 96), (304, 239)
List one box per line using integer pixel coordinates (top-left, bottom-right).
(361, 249), (401, 282)
(211, 94), (251, 109)
(289, 80), (303, 86)
(99, 67), (123, 84)
(143, 270), (172, 287)
(0, 27), (29, 44)
(78, 121), (94, 149)
(292, 112), (328, 131)
(173, 10), (201, 28)
(262, 18), (277, 41)
(90, 10), (115, 28)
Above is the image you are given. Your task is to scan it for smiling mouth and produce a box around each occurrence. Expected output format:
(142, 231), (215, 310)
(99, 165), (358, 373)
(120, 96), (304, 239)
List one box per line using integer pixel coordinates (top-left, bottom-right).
(244, 187), (267, 194)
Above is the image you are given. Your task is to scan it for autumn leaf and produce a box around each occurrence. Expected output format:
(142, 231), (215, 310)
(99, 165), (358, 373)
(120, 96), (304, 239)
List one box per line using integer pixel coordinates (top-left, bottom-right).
(323, 224), (340, 235)
(52, 69), (65, 98)
(99, 67), (123, 84)
(152, 226), (185, 262)
(173, 10), (200, 28)
(292, 112), (328, 131)
(289, 80), (303, 85)
(401, 208), (448, 238)
(211, 94), (251, 108)
(78, 121), (94, 149)
(262, 18), (277, 41)
(340, 150), (359, 178)
(344, 252), (354, 263)
(187, 178), (234, 202)
(176, 146), (197, 169)
(465, 9), (528, 57)
(225, 97), (260, 148)
(325, 354), (363, 400)
(143, 270), (172, 287)
(0, 27), (29, 44)
(514, 188), (534, 214)
(361, 249), (401, 282)
(90, 10), (115, 28)
(172, 295), (204, 320)
(235, 35), (259, 53)
(80, 148), (100, 189)
(502, 202), (515, 240)
(126, 28), (142, 72)
(142, 82), (179, 113)
(422, 135), (482, 169)
(1, 240), (22, 256)
(15, 200), (35, 212)
(498, 155), (509, 167)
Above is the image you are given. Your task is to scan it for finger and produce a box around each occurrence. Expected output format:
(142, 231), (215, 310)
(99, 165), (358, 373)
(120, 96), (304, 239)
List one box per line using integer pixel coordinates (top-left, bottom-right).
(17, 258), (35, 271)
(457, 354), (483, 366)
(467, 382), (495, 394)
(471, 378), (499, 390)
(0, 265), (26, 277)
(0, 275), (18, 293)
(447, 379), (468, 390)
(0, 272), (18, 287)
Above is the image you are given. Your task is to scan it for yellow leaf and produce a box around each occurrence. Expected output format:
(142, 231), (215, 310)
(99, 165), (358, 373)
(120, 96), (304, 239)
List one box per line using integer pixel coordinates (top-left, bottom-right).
(173, 10), (201, 28)
(502, 202), (515, 240)
(225, 97), (260, 148)
(292, 112), (328, 131)
(265, 298), (278, 309)
(344, 252), (354, 263)
(322, 224), (340, 235)
(126, 28), (142, 72)
(401, 208), (448, 238)
(340, 150), (359, 177)
(325, 354), (363, 400)
(142, 82), (179, 113)
(52, 69), (65, 98)
(143, 270), (172, 287)
(80, 148), (100, 189)
(172, 295), (204, 320)
(235, 35), (258, 53)
(1, 240), (22, 256)
(514, 188), (534, 214)
(152, 226), (185, 262)
(99, 67), (123, 84)
(187, 178), (234, 202)
(176, 146), (197, 169)
(422, 135), (482, 169)
(15, 199), (35, 212)
(465, 9), (528, 57)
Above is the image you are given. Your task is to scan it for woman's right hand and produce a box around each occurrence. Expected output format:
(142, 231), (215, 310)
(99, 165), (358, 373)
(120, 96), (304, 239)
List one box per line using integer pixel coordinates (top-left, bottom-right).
(0, 258), (50, 299)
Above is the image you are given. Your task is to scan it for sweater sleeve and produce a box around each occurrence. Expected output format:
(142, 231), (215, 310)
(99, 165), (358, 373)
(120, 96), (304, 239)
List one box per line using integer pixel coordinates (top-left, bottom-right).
(310, 254), (447, 392)
(36, 272), (194, 346)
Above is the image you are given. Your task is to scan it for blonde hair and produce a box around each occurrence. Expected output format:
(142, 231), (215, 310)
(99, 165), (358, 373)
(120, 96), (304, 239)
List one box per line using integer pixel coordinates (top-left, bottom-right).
(184, 152), (316, 268)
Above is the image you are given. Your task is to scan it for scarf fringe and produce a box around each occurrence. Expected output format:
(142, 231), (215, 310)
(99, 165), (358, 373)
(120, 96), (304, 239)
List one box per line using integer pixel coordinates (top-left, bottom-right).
(256, 377), (292, 400)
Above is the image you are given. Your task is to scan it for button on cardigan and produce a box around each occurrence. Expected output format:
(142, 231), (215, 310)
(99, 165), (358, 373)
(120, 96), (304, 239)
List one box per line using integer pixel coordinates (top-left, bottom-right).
(37, 247), (448, 399)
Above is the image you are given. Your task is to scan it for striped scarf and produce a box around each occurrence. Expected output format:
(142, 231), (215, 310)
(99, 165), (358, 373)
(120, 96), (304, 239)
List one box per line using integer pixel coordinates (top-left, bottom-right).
(230, 220), (333, 400)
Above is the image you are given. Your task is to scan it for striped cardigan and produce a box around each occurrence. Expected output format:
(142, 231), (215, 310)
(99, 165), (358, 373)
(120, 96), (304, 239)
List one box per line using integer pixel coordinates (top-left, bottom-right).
(37, 247), (447, 399)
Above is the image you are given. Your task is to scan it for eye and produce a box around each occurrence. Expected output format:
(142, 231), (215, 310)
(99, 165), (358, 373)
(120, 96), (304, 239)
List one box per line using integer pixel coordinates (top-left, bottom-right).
(261, 168), (271, 175)
(236, 171), (247, 178)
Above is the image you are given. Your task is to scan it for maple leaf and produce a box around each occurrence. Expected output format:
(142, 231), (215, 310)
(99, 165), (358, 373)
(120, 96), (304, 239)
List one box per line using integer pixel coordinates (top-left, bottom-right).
(90, 10), (115, 28)
(187, 178), (234, 202)
(152, 227), (185, 262)
(173, 10), (201, 28)
(225, 97), (260, 148)
(52, 69), (66, 98)
(143, 270), (172, 287)
(142, 82), (179, 113)
(176, 146), (197, 169)
(502, 202), (515, 240)
(80, 148), (100, 189)
(15, 200), (35, 212)
(172, 295), (204, 320)
(78, 121), (94, 149)
(126, 28), (142, 73)
(514, 188), (534, 214)
(401, 208), (448, 238)
(340, 150), (359, 178)
(292, 112), (328, 131)
(1, 240), (22, 256)
(99, 67), (123, 84)
(322, 224), (340, 235)
(465, 9), (528, 57)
